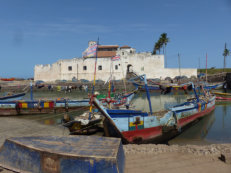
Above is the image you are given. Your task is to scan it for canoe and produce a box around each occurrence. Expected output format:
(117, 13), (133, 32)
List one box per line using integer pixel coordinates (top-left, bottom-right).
(0, 92), (26, 101)
(62, 90), (137, 135)
(0, 78), (15, 81)
(92, 94), (216, 144)
(213, 92), (231, 101)
(0, 136), (124, 173)
(0, 99), (90, 116)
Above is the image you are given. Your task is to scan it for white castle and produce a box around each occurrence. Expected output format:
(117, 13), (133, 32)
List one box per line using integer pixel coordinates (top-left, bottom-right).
(34, 41), (197, 82)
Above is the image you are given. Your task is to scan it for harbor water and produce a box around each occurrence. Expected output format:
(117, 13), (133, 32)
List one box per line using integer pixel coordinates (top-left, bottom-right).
(5, 89), (231, 145)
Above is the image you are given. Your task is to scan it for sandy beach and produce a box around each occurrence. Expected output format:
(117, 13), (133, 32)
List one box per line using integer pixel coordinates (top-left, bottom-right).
(0, 117), (231, 173)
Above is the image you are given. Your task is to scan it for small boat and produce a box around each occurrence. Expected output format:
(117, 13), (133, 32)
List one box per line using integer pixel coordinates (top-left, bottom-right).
(92, 75), (216, 144)
(213, 92), (231, 101)
(0, 92), (26, 101)
(202, 83), (224, 90)
(62, 90), (137, 135)
(0, 136), (124, 173)
(62, 112), (103, 135)
(0, 78), (15, 81)
(0, 99), (91, 116)
(132, 82), (160, 91)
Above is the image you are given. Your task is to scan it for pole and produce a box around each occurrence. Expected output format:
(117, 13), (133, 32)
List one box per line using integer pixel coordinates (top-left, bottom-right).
(206, 53), (208, 83)
(89, 39), (99, 120)
(178, 53), (181, 80)
(144, 75), (153, 115)
(30, 81), (33, 100)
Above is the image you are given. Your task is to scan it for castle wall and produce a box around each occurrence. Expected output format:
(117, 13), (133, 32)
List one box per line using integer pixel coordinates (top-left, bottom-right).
(34, 52), (197, 82)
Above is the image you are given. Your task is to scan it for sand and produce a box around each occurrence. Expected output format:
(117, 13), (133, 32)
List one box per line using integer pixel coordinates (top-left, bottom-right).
(0, 117), (231, 173)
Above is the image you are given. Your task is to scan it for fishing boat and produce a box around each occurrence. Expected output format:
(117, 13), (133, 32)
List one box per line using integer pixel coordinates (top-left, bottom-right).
(132, 82), (161, 91)
(0, 92), (26, 101)
(91, 75), (216, 144)
(0, 99), (90, 116)
(213, 92), (231, 101)
(62, 89), (137, 135)
(0, 78), (15, 81)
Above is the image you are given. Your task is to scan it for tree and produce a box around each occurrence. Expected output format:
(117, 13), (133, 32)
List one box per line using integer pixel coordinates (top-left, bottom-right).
(223, 43), (230, 71)
(160, 33), (169, 67)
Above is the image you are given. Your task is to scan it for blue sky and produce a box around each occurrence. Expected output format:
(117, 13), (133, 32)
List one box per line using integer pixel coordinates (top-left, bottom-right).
(0, 0), (231, 78)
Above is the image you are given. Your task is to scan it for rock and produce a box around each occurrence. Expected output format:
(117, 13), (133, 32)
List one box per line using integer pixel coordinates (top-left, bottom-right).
(219, 153), (231, 164)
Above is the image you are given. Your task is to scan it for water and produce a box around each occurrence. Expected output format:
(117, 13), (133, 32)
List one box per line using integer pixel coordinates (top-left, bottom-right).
(10, 89), (231, 144)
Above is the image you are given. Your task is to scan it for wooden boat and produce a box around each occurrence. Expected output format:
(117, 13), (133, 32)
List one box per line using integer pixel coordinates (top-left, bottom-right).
(62, 112), (103, 135)
(0, 92), (26, 101)
(62, 90), (137, 135)
(0, 136), (124, 173)
(0, 99), (90, 116)
(132, 82), (160, 90)
(213, 92), (231, 101)
(92, 75), (216, 144)
(0, 77), (15, 81)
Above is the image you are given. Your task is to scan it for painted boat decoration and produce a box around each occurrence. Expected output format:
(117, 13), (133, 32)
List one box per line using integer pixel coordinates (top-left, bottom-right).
(213, 92), (231, 100)
(0, 92), (26, 101)
(0, 136), (125, 173)
(92, 75), (216, 144)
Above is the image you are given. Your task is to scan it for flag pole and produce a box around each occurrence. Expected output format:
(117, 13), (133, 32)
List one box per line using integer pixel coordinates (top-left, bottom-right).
(89, 39), (99, 120)
(206, 53), (208, 83)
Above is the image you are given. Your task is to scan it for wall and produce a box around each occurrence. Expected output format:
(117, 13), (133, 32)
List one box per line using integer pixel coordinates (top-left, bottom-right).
(34, 52), (197, 82)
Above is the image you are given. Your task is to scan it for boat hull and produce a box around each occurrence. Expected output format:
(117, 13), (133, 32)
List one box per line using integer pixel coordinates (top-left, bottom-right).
(0, 136), (125, 173)
(0, 100), (90, 116)
(93, 96), (216, 144)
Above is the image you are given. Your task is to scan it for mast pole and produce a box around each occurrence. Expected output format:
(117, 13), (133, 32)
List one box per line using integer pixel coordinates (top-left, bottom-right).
(206, 53), (208, 83)
(89, 39), (99, 120)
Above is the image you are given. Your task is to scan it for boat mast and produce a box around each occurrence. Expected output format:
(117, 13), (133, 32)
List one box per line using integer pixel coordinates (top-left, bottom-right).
(206, 53), (208, 83)
(144, 74), (153, 115)
(178, 53), (181, 83)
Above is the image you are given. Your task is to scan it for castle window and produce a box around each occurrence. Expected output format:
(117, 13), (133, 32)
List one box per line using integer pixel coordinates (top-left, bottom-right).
(98, 65), (102, 70)
(68, 66), (72, 71)
(115, 65), (118, 70)
(122, 52), (124, 55)
(83, 66), (87, 70)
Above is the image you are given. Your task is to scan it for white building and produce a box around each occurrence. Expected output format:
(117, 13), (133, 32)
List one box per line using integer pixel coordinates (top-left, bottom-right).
(34, 41), (197, 82)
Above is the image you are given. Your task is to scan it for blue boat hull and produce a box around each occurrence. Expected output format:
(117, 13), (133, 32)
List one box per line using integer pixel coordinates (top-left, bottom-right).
(0, 136), (125, 173)
(0, 92), (26, 101)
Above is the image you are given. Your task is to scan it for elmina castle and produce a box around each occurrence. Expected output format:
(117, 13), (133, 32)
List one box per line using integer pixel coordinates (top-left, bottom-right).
(34, 41), (197, 82)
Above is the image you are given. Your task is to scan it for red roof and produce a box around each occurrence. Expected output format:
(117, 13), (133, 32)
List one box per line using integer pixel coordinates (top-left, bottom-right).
(120, 45), (131, 48)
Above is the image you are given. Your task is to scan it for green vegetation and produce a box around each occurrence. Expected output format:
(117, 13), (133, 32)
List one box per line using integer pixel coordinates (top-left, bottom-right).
(152, 33), (169, 55)
(198, 68), (231, 75)
(223, 43), (230, 70)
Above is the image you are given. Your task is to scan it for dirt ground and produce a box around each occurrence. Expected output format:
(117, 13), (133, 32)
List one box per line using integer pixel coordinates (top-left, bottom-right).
(0, 117), (231, 173)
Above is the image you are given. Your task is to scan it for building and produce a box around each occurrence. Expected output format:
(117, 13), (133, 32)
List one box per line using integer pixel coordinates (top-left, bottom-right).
(34, 41), (197, 82)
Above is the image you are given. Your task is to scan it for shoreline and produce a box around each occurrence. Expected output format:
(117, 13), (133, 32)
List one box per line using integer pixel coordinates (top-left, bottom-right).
(0, 117), (231, 173)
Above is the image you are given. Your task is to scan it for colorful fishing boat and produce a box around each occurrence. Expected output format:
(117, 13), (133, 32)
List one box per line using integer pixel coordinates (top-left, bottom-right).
(92, 75), (216, 144)
(0, 92), (26, 101)
(213, 92), (231, 101)
(0, 99), (90, 116)
(62, 90), (137, 135)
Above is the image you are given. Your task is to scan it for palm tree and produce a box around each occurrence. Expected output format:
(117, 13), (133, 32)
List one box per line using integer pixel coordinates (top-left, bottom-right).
(160, 33), (169, 67)
(152, 40), (162, 55)
(223, 43), (230, 71)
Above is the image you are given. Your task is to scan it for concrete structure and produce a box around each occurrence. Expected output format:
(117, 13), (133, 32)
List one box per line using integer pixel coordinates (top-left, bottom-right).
(34, 41), (197, 82)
